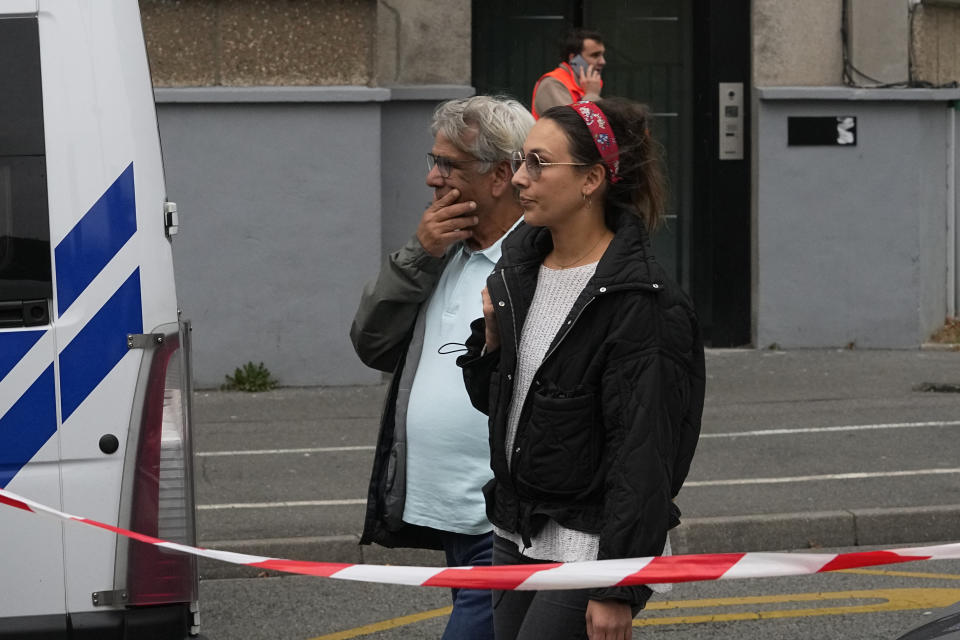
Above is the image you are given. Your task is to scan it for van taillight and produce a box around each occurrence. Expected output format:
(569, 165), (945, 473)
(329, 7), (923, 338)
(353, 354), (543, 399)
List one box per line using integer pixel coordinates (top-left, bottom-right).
(127, 331), (198, 605)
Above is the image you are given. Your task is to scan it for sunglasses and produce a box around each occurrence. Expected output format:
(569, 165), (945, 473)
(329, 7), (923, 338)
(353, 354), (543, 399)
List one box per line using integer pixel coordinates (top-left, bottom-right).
(426, 153), (482, 178)
(511, 151), (589, 181)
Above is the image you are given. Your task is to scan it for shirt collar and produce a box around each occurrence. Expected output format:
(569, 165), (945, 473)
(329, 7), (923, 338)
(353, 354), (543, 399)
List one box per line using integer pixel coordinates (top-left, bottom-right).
(462, 217), (523, 265)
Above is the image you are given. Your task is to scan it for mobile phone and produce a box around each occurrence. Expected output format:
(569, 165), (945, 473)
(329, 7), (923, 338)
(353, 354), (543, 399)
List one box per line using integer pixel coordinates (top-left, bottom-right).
(568, 54), (589, 77)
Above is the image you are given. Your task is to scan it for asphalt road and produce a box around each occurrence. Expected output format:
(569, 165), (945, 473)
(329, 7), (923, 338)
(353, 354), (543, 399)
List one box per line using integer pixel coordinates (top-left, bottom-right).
(191, 349), (960, 573)
(196, 551), (960, 639)
(189, 348), (960, 636)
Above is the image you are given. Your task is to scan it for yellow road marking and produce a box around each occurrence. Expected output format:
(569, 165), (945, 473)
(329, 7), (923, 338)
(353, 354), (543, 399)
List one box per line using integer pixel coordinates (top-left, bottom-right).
(839, 568), (960, 580)
(634, 588), (960, 627)
(307, 588), (960, 638)
(307, 606), (451, 640)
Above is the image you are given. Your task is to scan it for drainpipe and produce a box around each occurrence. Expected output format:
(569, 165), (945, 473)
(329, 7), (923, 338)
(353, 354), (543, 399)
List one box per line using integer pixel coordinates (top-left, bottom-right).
(949, 101), (958, 319)
(947, 100), (960, 318)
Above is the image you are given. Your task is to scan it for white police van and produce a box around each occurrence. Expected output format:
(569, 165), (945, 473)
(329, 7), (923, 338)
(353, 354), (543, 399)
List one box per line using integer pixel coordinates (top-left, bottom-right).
(0, 1), (200, 637)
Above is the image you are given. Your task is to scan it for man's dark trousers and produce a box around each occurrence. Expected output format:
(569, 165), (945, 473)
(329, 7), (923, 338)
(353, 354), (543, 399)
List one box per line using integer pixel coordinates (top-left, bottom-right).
(440, 530), (494, 640)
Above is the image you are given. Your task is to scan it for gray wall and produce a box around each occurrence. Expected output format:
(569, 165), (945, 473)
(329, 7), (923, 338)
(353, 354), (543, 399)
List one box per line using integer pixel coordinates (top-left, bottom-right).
(380, 100), (432, 256)
(379, 87), (476, 255)
(156, 86), (471, 388)
(754, 88), (959, 349)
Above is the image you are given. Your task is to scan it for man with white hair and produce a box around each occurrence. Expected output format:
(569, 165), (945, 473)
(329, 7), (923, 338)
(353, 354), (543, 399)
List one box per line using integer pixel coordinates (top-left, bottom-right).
(351, 95), (534, 639)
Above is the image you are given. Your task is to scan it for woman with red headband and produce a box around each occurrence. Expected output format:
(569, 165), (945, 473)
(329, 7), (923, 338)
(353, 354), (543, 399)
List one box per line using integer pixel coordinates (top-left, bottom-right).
(458, 98), (705, 639)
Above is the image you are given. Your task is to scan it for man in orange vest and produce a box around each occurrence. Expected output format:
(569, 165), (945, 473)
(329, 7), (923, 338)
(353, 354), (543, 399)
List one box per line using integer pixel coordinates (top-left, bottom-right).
(531, 28), (606, 119)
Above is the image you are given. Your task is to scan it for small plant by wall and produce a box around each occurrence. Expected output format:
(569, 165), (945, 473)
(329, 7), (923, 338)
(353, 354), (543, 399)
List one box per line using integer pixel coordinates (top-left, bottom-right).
(221, 362), (278, 392)
(930, 317), (960, 345)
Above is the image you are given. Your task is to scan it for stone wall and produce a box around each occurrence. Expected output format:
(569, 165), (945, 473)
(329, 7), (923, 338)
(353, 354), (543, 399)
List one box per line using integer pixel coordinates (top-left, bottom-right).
(138, 0), (470, 87)
(753, 0), (960, 87)
(752, 0), (844, 86)
(912, 2), (960, 87)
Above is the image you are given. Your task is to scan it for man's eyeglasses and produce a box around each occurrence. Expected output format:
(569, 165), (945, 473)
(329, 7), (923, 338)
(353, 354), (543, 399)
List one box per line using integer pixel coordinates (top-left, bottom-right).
(510, 151), (589, 181)
(426, 153), (481, 178)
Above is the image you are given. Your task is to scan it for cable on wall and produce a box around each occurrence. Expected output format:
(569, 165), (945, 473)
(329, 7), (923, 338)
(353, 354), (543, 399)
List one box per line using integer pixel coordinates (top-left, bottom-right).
(841, 0), (958, 89)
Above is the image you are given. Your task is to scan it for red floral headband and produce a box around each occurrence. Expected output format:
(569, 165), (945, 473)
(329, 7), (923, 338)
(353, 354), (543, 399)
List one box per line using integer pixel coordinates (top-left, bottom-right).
(569, 100), (621, 183)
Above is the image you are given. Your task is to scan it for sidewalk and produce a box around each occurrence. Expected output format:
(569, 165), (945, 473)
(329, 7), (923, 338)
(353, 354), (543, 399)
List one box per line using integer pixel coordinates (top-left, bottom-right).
(192, 348), (960, 578)
(670, 347), (960, 556)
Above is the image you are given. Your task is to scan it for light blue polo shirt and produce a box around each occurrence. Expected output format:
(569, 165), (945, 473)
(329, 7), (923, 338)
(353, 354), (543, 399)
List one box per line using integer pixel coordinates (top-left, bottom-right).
(403, 236), (507, 534)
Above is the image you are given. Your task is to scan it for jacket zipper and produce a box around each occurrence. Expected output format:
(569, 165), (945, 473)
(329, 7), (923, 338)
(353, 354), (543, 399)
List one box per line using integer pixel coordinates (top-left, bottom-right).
(500, 268), (524, 476)
(501, 278), (661, 480)
(540, 295), (596, 366)
(539, 281), (660, 365)
(505, 289), (600, 480)
(496, 251), (664, 529)
(506, 283), (639, 474)
(499, 268), (520, 357)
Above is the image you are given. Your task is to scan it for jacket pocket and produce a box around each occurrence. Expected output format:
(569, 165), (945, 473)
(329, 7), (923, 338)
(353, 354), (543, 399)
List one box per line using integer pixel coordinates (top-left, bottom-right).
(482, 477), (499, 525)
(514, 389), (598, 499)
(383, 442), (406, 530)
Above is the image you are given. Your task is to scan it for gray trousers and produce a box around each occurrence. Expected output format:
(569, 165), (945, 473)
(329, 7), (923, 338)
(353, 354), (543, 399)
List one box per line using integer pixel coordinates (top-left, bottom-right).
(491, 535), (650, 640)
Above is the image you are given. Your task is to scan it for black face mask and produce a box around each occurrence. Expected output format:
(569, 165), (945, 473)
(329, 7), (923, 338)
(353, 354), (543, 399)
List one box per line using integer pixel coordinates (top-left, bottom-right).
(437, 342), (468, 356)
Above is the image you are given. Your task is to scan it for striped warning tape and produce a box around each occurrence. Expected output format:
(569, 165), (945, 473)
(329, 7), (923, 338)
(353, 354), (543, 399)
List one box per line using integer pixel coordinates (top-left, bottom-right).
(3, 486), (958, 590)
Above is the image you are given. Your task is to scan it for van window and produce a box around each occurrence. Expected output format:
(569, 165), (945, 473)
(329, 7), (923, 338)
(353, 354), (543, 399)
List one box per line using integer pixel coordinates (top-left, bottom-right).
(0, 158), (51, 297)
(0, 17), (52, 318)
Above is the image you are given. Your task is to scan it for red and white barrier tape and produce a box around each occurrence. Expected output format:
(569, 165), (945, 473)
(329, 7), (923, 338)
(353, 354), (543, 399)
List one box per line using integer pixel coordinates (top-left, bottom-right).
(3, 486), (959, 590)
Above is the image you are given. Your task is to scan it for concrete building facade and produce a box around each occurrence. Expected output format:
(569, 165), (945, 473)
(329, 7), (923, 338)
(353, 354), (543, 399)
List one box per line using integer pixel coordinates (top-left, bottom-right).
(141, 0), (472, 387)
(139, 0), (960, 386)
(751, 0), (960, 348)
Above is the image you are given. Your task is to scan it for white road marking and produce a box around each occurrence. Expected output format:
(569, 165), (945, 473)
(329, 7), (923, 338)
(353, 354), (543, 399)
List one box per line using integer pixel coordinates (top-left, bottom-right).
(198, 499), (366, 510)
(197, 445), (374, 457)
(195, 422), (960, 457)
(197, 468), (960, 509)
(702, 420), (960, 438)
(195, 421), (960, 508)
(685, 468), (960, 487)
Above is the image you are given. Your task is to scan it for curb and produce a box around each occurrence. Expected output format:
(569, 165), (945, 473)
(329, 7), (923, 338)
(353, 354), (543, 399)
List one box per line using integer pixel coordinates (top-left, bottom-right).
(920, 342), (960, 351)
(197, 535), (445, 581)
(671, 504), (960, 554)
(197, 505), (960, 581)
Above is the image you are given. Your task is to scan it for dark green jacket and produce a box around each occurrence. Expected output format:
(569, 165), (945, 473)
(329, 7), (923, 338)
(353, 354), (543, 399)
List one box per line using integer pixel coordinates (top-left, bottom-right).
(350, 235), (455, 549)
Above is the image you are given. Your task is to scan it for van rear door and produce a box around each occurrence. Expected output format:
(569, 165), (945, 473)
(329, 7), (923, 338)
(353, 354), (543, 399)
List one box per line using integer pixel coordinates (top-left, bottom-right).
(1, 2), (199, 637)
(37, 0), (199, 632)
(0, 7), (68, 634)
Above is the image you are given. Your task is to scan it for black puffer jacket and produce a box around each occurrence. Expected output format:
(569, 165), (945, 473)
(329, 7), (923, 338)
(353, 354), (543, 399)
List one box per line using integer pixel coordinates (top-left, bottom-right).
(457, 208), (705, 604)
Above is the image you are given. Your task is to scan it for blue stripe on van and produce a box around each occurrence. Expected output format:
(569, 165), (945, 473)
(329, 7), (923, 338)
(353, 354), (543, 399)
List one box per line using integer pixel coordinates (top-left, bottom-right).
(54, 163), (137, 317)
(0, 364), (56, 489)
(0, 330), (45, 383)
(59, 268), (142, 421)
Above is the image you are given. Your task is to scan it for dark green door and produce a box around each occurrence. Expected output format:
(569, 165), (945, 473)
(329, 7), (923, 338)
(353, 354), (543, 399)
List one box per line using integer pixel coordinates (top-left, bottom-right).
(472, 2), (577, 105)
(472, 0), (694, 290)
(473, 0), (753, 346)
